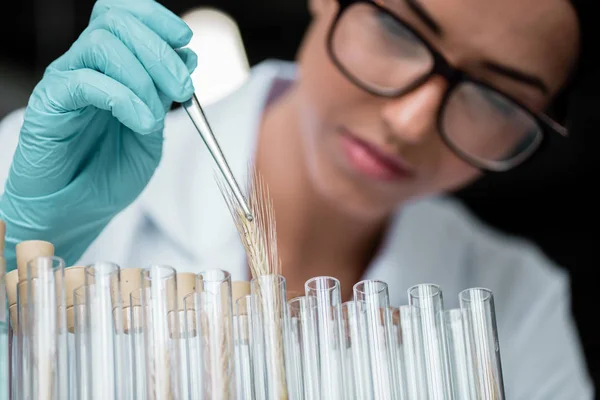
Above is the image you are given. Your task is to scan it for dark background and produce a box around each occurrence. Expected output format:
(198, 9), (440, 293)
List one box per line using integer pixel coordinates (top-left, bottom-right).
(1, 0), (598, 393)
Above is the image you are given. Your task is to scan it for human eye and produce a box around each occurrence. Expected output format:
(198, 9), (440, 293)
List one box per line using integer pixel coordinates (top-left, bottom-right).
(480, 88), (518, 116)
(376, 10), (420, 43)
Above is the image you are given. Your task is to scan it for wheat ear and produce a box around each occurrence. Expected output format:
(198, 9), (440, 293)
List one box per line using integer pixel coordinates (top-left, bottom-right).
(216, 167), (288, 399)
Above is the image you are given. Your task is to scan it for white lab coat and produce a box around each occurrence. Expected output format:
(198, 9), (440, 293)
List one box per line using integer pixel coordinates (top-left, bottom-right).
(0, 59), (594, 399)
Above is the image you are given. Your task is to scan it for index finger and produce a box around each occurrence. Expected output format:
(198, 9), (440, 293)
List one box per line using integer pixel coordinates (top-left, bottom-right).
(90, 0), (193, 49)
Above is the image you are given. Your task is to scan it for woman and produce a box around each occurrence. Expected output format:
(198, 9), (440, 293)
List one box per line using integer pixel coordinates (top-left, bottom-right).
(0, 0), (594, 396)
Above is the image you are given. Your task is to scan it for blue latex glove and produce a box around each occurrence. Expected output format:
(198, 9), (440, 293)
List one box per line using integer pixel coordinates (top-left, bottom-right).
(0, 0), (197, 270)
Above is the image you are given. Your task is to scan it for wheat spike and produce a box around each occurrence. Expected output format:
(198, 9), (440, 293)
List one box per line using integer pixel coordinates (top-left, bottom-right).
(216, 167), (288, 399)
(216, 168), (281, 278)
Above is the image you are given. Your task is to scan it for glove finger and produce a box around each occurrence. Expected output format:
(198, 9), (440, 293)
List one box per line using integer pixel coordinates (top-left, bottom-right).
(90, 0), (193, 49)
(61, 68), (158, 133)
(28, 68), (158, 136)
(79, 9), (194, 103)
(10, 68), (157, 197)
(176, 48), (198, 75)
(156, 48), (198, 111)
(50, 27), (167, 122)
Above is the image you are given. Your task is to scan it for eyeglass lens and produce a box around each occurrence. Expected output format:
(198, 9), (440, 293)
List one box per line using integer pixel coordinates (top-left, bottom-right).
(330, 2), (543, 169)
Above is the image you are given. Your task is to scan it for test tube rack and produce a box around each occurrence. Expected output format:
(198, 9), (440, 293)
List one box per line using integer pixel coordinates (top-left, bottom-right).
(0, 239), (505, 399)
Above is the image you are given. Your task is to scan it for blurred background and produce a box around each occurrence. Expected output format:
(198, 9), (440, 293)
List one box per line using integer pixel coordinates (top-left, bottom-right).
(0, 0), (598, 393)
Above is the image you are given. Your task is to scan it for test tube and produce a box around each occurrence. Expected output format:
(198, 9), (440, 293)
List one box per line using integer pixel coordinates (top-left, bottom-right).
(234, 295), (255, 400)
(13, 240), (56, 400)
(444, 308), (473, 399)
(184, 292), (202, 400)
(24, 256), (69, 399)
(408, 284), (452, 400)
(287, 295), (319, 400)
(398, 305), (426, 399)
(389, 307), (408, 400)
(0, 257), (7, 400)
(73, 285), (91, 400)
(459, 288), (505, 399)
(5, 270), (18, 400)
(120, 268), (143, 400)
(16, 279), (33, 400)
(85, 262), (126, 399)
(353, 280), (399, 400)
(305, 277), (345, 399)
(64, 266), (86, 398)
(175, 272), (197, 400)
(129, 289), (147, 400)
(231, 282), (251, 400)
(341, 301), (364, 400)
(251, 274), (289, 400)
(141, 265), (182, 400)
(197, 269), (236, 399)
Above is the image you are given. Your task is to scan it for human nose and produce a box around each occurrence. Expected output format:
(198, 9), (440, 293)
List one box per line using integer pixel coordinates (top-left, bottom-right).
(380, 76), (447, 145)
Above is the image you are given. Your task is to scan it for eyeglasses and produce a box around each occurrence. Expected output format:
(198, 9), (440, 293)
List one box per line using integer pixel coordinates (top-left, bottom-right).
(326, 0), (568, 172)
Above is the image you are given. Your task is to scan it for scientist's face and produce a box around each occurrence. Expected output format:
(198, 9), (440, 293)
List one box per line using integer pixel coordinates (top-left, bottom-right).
(295, 0), (579, 220)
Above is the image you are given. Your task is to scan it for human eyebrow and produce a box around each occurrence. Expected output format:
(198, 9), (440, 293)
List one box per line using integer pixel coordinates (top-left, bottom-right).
(405, 0), (442, 36)
(404, 0), (549, 94)
(482, 62), (549, 95)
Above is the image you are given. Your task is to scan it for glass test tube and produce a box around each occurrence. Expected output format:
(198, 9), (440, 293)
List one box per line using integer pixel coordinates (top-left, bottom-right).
(287, 295), (319, 400)
(64, 266), (86, 399)
(121, 268), (143, 400)
(141, 265), (182, 400)
(129, 289), (147, 400)
(231, 280), (251, 400)
(459, 288), (505, 399)
(444, 308), (473, 399)
(305, 277), (345, 399)
(389, 307), (408, 400)
(0, 257), (7, 400)
(74, 285), (92, 400)
(251, 275), (289, 400)
(5, 269), (18, 400)
(26, 256), (69, 400)
(341, 301), (364, 400)
(398, 305), (426, 399)
(198, 269), (236, 400)
(184, 292), (203, 400)
(175, 272), (197, 400)
(16, 279), (32, 400)
(354, 280), (399, 400)
(85, 262), (126, 399)
(235, 295), (255, 400)
(408, 284), (452, 400)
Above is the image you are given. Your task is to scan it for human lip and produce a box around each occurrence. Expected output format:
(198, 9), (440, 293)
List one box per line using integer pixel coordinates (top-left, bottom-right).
(339, 129), (415, 181)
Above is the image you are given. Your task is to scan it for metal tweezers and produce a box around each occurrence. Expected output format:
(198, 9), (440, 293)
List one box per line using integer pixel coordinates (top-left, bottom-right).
(183, 93), (254, 221)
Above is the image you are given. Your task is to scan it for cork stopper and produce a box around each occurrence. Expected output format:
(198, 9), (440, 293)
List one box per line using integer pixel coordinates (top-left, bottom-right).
(16, 240), (55, 281)
(232, 281), (250, 302)
(6, 269), (18, 307)
(64, 267), (86, 308)
(120, 268), (142, 308)
(12, 279), (36, 332)
(16, 280), (33, 307)
(64, 266), (86, 333)
(121, 269), (143, 334)
(177, 272), (197, 311)
(0, 219), (5, 254)
(123, 290), (144, 335)
(171, 273), (196, 339)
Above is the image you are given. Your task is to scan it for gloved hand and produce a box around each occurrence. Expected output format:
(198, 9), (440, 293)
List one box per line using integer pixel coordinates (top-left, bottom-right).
(0, 0), (197, 269)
